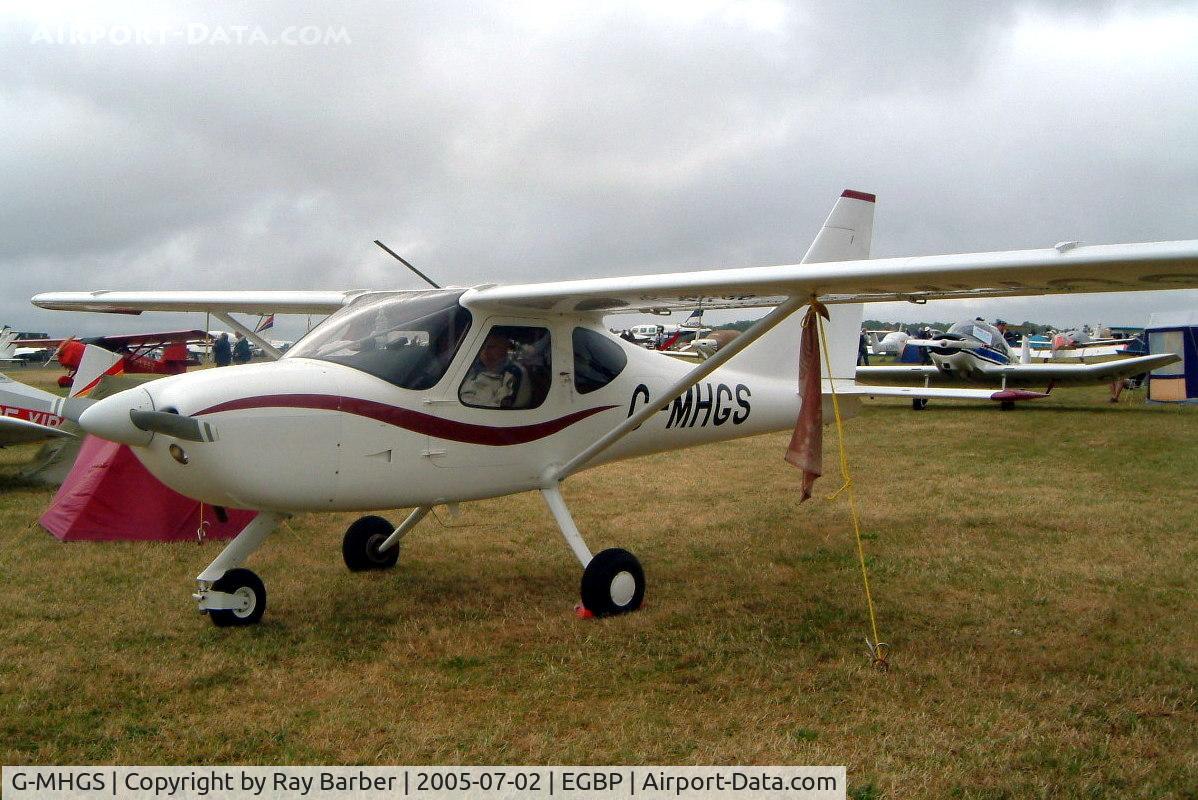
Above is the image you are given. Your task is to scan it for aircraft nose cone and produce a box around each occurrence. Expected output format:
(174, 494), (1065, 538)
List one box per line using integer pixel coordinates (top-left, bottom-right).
(78, 387), (155, 446)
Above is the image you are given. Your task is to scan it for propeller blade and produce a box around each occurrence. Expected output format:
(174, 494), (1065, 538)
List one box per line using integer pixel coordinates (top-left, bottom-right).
(129, 410), (211, 442)
(905, 338), (982, 350)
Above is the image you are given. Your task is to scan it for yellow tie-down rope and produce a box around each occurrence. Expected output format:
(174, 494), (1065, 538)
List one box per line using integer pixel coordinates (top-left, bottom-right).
(815, 312), (889, 673)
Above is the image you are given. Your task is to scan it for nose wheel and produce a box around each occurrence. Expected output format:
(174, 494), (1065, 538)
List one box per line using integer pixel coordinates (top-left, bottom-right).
(342, 515), (401, 571)
(580, 547), (646, 617)
(206, 568), (266, 627)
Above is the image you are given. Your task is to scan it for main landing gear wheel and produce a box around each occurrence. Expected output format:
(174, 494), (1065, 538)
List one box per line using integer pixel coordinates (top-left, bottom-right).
(911, 398), (928, 411)
(580, 548), (645, 617)
(1000, 400), (1016, 411)
(343, 515), (400, 572)
(209, 568), (266, 627)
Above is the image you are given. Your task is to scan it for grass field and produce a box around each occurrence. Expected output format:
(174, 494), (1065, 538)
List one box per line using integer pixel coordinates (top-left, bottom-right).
(1, 366), (1195, 798)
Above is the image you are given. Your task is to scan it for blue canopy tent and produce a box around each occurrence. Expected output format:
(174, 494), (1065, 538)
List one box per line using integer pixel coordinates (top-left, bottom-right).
(1146, 311), (1198, 403)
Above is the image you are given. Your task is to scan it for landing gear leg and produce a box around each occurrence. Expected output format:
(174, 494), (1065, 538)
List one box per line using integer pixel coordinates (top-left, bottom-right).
(540, 484), (645, 617)
(912, 397), (928, 411)
(343, 506), (429, 571)
(194, 510), (287, 627)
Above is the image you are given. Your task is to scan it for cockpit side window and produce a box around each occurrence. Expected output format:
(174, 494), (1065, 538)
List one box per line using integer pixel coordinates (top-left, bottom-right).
(285, 291), (472, 390)
(573, 327), (627, 394)
(459, 325), (552, 410)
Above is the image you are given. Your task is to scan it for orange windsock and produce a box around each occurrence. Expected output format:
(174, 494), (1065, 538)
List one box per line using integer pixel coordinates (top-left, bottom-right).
(784, 302), (829, 501)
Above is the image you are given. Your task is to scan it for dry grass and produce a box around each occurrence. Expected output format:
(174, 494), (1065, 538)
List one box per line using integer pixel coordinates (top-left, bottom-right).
(0, 372), (1195, 798)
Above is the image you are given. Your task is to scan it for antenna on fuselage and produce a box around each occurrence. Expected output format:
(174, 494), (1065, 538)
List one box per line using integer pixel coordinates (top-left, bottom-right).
(373, 240), (442, 289)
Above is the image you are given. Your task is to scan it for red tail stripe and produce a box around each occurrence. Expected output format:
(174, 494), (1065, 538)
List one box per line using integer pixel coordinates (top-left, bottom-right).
(193, 394), (616, 446)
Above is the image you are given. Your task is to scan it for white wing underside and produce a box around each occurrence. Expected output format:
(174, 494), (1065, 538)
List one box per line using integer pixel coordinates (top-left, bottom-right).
(30, 240), (1198, 317)
(0, 416), (72, 446)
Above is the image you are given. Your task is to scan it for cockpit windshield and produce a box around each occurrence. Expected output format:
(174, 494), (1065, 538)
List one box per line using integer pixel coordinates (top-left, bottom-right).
(947, 320), (1010, 355)
(286, 290), (472, 390)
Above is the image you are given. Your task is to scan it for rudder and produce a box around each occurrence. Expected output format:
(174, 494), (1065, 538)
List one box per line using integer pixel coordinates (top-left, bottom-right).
(734, 190), (874, 381)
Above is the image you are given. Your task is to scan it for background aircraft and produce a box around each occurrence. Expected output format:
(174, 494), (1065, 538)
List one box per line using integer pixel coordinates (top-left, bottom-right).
(17, 330), (208, 387)
(858, 318), (1175, 408)
(869, 330), (910, 356)
(0, 345), (122, 447)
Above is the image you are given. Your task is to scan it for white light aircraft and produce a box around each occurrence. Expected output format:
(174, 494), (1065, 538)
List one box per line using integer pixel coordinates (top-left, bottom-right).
(857, 318), (1175, 409)
(32, 191), (1198, 627)
(869, 330), (910, 356)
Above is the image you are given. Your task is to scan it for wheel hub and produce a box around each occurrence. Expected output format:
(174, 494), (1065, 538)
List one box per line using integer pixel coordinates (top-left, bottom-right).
(232, 587), (255, 617)
(366, 534), (388, 563)
(609, 571), (636, 607)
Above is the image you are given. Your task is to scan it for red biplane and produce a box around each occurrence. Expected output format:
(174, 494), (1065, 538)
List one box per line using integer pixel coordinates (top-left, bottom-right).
(19, 330), (209, 388)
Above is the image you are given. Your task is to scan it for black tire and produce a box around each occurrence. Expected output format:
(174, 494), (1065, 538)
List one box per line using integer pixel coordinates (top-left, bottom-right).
(343, 515), (399, 572)
(911, 398), (928, 411)
(580, 548), (645, 617)
(1000, 400), (1015, 411)
(208, 568), (266, 627)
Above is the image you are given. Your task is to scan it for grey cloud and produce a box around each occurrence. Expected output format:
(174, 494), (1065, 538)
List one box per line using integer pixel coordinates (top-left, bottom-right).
(2, 1), (1196, 338)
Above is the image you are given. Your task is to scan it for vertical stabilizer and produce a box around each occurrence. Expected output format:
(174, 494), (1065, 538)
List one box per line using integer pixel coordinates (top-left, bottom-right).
(0, 327), (16, 360)
(68, 345), (125, 399)
(734, 190), (874, 381)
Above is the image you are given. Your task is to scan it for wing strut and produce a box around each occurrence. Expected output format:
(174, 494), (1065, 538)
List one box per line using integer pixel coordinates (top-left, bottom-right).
(212, 313), (283, 360)
(551, 295), (807, 483)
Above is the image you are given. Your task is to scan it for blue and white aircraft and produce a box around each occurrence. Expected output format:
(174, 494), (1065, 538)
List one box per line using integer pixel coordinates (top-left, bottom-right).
(857, 319), (1176, 408)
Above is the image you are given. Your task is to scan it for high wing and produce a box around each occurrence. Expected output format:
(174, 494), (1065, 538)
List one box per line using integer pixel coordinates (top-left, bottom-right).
(15, 329), (213, 350)
(0, 415), (73, 446)
(90, 329), (211, 348)
(459, 239), (1198, 314)
(857, 353), (1177, 389)
(31, 290), (367, 316)
(30, 242), (1198, 318)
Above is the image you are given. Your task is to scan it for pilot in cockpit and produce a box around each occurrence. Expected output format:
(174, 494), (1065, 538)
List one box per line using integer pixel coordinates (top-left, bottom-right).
(459, 332), (526, 409)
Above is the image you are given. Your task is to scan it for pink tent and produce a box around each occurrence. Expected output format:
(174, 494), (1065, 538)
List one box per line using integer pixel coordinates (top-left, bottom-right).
(41, 435), (256, 541)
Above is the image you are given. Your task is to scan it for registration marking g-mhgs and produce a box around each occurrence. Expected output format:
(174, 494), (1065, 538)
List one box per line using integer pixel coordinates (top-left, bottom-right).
(628, 381), (751, 428)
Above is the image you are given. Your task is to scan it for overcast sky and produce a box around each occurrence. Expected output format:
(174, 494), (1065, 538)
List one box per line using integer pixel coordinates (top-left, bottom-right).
(3, 1), (1197, 339)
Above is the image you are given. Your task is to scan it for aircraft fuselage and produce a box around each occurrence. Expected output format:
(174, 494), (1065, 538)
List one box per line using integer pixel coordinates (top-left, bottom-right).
(81, 321), (835, 513)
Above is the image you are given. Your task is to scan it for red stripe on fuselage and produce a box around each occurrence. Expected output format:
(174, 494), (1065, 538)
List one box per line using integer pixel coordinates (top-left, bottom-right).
(193, 394), (617, 446)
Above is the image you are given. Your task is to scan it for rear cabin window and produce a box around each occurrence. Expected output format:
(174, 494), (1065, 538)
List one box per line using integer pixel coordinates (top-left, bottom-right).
(459, 326), (552, 410)
(573, 327), (627, 394)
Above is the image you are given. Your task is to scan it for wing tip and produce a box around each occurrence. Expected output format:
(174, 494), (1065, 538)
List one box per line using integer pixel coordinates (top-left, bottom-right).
(840, 189), (876, 203)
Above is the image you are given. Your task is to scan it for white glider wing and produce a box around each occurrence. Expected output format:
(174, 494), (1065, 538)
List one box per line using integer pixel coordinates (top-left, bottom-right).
(462, 240), (1198, 314)
(30, 290), (370, 316)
